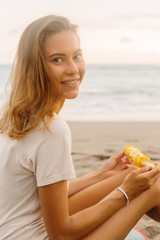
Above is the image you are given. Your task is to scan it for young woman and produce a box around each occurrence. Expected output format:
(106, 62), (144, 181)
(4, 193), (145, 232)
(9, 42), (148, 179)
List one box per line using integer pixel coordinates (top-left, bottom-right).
(0, 15), (160, 240)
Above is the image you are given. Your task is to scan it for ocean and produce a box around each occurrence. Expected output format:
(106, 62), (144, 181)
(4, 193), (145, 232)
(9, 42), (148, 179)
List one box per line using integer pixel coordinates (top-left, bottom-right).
(0, 64), (160, 121)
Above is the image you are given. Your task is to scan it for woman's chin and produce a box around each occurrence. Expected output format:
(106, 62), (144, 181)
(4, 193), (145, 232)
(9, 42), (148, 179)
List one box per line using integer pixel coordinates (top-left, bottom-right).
(63, 90), (79, 99)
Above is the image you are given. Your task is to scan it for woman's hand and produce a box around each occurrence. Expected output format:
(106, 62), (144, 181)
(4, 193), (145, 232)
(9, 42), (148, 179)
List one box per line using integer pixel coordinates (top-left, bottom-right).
(101, 152), (132, 178)
(121, 163), (160, 201)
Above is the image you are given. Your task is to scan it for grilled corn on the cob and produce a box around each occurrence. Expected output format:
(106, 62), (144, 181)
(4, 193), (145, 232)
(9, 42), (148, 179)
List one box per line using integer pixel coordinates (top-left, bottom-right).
(123, 145), (155, 169)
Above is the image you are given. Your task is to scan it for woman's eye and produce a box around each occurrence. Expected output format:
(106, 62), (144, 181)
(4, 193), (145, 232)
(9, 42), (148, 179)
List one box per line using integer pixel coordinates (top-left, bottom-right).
(74, 53), (82, 60)
(53, 58), (62, 63)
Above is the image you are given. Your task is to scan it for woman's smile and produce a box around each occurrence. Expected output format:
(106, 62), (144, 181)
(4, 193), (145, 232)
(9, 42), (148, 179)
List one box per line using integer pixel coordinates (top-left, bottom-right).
(60, 78), (80, 87)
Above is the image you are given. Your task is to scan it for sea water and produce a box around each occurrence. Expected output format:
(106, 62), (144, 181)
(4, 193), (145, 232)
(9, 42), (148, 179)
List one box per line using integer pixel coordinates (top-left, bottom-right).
(0, 64), (160, 121)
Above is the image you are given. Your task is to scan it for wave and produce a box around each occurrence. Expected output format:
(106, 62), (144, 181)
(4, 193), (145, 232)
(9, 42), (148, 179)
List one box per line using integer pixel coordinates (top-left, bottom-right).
(1, 64), (160, 120)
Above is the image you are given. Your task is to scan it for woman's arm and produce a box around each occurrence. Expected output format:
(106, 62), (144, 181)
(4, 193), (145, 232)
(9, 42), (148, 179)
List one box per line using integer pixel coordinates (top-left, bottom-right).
(69, 167), (134, 214)
(38, 166), (160, 240)
(69, 152), (130, 196)
(68, 167), (106, 197)
(39, 180), (127, 240)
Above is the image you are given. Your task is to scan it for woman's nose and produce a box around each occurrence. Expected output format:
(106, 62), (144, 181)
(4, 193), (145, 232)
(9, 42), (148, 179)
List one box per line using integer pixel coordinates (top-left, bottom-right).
(65, 60), (79, 75)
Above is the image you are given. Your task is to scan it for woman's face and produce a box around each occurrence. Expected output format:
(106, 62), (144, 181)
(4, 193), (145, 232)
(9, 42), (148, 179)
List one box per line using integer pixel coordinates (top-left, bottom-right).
(44, 30), (86, 99)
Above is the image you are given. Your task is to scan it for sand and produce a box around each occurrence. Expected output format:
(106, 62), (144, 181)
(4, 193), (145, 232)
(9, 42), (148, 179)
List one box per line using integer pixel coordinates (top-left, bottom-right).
(68, 121), (160, 240)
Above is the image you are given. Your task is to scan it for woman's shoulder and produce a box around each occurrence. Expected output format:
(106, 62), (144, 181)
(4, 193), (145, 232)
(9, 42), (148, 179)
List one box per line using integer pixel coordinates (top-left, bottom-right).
(49, 113), (71, 136)
(19, 114), (71, 157)
(24, 113), (70, 143)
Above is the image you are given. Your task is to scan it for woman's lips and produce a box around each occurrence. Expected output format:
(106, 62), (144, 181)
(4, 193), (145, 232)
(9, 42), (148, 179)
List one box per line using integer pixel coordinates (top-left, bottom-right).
(60, 79), (80, 87)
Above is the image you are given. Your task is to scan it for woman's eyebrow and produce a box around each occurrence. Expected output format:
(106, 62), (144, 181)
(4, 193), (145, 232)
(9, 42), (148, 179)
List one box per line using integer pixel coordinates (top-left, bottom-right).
(48, 53), (65, 59)
(74, 49), (82, 54)
(48, 49), (82, 59)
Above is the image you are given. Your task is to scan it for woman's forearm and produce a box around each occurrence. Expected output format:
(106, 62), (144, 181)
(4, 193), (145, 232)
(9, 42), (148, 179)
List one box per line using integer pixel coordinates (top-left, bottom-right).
(68, 167), (107, 197)
(40, 180), (126, 240)
(69, 167), (134, 214)
(66, 190), (127, 240)
(68, 160), (135, 197)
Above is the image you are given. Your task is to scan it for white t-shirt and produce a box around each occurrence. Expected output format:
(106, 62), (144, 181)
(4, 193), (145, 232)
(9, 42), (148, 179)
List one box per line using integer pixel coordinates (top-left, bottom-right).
(0, 114), (76, 239)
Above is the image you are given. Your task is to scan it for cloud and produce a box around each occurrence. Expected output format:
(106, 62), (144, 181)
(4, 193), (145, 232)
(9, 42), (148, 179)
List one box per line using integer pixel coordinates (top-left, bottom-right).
(79, 14), (160, 31)
(0, 0), (160, 64)
(120, 38), (132, 43)
(112, 14), (160, 20)
(9, 29), (19, 35)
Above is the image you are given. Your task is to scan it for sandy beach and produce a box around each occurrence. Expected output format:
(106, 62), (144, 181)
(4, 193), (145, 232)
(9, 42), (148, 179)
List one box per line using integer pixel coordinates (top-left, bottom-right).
(68, 121), (160, 240)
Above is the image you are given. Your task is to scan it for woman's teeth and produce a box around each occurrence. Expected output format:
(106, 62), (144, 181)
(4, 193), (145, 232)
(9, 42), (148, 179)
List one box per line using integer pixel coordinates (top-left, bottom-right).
(61, 80), (78, 85)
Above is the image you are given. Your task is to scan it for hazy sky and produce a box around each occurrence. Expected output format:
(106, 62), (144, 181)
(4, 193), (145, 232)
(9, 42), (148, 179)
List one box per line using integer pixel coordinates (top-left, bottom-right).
(0, 0), (160, 64)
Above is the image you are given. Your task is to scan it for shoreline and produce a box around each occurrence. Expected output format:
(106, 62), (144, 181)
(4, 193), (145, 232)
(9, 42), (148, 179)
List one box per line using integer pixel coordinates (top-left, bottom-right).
(62, 112), (160, 122)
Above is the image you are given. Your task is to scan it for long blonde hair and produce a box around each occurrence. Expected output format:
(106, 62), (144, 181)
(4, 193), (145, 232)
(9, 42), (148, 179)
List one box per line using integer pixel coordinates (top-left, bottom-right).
(0, 15), (77, 140)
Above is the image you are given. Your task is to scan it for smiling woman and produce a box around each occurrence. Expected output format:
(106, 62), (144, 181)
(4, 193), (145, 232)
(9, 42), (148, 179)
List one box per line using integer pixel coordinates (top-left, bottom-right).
(0, 15), (86, 139)
(44, 31), (86, 99)
(0, 14), (160, 240)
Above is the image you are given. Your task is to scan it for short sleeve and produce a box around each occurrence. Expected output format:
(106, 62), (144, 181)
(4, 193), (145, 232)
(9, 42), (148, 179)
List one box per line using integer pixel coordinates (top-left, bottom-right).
(19, 116), (76, 187)
(35, 117), (76, 187)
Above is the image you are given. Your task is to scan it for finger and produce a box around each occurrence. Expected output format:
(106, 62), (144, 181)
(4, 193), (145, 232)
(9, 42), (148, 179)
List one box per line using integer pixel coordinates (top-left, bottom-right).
(121, 163), (134, 170)
(152, 172), (160, 183)
(154, 162), (160, 167)
(121, 165), (128, 170)
(146, 172), (160, 187)
(113, 152), (124, 160)
(143, 165), (160, 178)
(134, 166), (151, 175)
(125, 163), (135, 168)
(123, 158), (132, 164)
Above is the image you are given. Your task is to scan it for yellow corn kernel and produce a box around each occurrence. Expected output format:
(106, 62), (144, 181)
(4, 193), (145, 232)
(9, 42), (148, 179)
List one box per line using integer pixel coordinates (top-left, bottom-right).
(123, 145), (155, 169)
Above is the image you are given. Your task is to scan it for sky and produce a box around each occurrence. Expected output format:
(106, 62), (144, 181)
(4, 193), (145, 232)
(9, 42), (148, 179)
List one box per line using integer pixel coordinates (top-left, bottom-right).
(0, 0), (160, 65)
